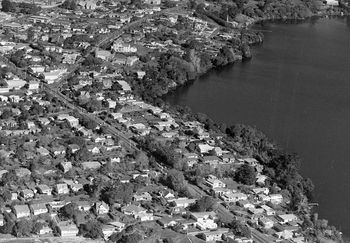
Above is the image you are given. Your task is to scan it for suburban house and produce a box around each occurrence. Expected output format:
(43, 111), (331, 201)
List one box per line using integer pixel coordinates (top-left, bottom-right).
(251, 187), (269, 195)
(258, 194), (270, 202)
(204, 175), (226, 189)
(69, 183), (84, 193)
(101, 225), (116, 240)
(39, 226), (52, 235)
(59, 162), (73, 173)
(222, 153), (236, 163)
(277, 214), (298, 224)
(37, 147), (50, 156)
(82, 161), (101, 170)
(108, 221), (125, 232)
(143, 0), (161, 5)
(95, 201), (110, 215)
(15, 168), (31, 178)
(30, 203), (48, 215)
(95, 49), (113, 61)
(220, 192), (247, 203)
(55, 183), (69, 194)
(270, 194), (283, 204)
(202, 156), (220, 166)
(259, 217), (274, 229)
(121, 204), (147, 216)
(135, 212), (154, 221)
(212, 187), (234, 196)
(190, 211), (218, 230)
(168, 198), (196, 208)
(13, 205), (31, 218)
(133, 192), (152, 202)
(260, 205), (275, 216)
(58, 221), (79, 237)
(256, 174), (268, 186)
(157, 216), (177, 228)
(197, 144), (214, 154)
(237, 200), (254, 209)
(20, 189), (34, 199)
(197, 228), (229, 242)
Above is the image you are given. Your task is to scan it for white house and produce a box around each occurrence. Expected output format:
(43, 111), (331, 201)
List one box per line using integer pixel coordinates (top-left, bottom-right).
(325, 0), (339, 6)
(55, 183), (69, 194)
(200, 228), (230, 242)
(30, 203), (48, 215)
(204, 175), (226, 189)
(20, 189), (34, 199)
(58, 222), (79, 237)
(277, 214), (298, 224)
(251, 187), (269, 195)
(108, 221), (125, 232)
(168, 197), (196, 208)
(259, 217), (274, 229)
(197, 144), (214, 154)
(13, 205), (31, 218)
(95, 201), (110, 215)
(270, 194), (283, 204)
(220, 192), (247, 203)
(260, 205), (275, 216)
(59, 162), (72, 173)
(143, 0), (161, 5)
(121, 204), (147, 216)
(36, 184), (52, 195)
(237, 200), (254, 209)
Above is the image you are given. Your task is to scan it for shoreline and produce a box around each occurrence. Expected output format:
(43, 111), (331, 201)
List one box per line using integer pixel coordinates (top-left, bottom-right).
(158, 12), (349, 243)
(163, 12), (350, 98)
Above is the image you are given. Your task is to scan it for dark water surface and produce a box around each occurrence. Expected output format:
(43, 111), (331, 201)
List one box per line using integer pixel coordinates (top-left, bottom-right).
(165, 17), (350, 235)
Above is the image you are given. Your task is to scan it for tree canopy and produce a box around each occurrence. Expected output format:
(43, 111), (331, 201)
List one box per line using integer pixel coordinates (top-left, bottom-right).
(234, 164), (257, 185)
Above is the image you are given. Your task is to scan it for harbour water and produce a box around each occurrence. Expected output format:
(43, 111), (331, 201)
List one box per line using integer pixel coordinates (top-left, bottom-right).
(165, 17), (350, 235)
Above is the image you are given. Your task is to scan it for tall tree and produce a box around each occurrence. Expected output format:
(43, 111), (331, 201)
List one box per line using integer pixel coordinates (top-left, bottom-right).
(234, 164), (257, 185)
(2, 0), (16, 12)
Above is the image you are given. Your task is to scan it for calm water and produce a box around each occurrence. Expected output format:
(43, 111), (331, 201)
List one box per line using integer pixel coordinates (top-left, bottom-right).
(165, 17), (350, 235)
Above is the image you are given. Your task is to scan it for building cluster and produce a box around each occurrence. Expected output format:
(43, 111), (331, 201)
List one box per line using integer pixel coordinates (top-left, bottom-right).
(0, 0), (322, 242)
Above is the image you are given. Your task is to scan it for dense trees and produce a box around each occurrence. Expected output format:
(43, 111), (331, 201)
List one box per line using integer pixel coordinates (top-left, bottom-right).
(1, 0), (16, 12)
(226, 123), (315, 212)
(0, 109), (13, 120)
(13, 219), (33, 237)
(138, 137), (184, 170)
(59, 203), (79, 220)
(190, 196), (216, 212)
(118, 233), (143, 243)
(228, 220), (251, 238)
(83, 98), (102, 113)
(102, 183), (134, 205)
(163, 169), (186, 192)
(10, 50), (28, 68)
(79, 220), (103, 239)
(1, 0), (39, 13)
(82, 55), (103, 67)
(234, 164), (257, 185)
(226, 124), (271, 155)
(60, 0), (77, 10)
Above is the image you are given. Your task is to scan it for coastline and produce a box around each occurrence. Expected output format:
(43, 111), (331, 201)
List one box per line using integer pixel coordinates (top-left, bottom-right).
(162, 10), (350, 97)
(156, 8), (350, 243)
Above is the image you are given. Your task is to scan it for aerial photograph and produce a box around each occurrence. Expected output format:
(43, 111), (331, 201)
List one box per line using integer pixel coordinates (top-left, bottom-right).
(0, 0), (348, 242)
